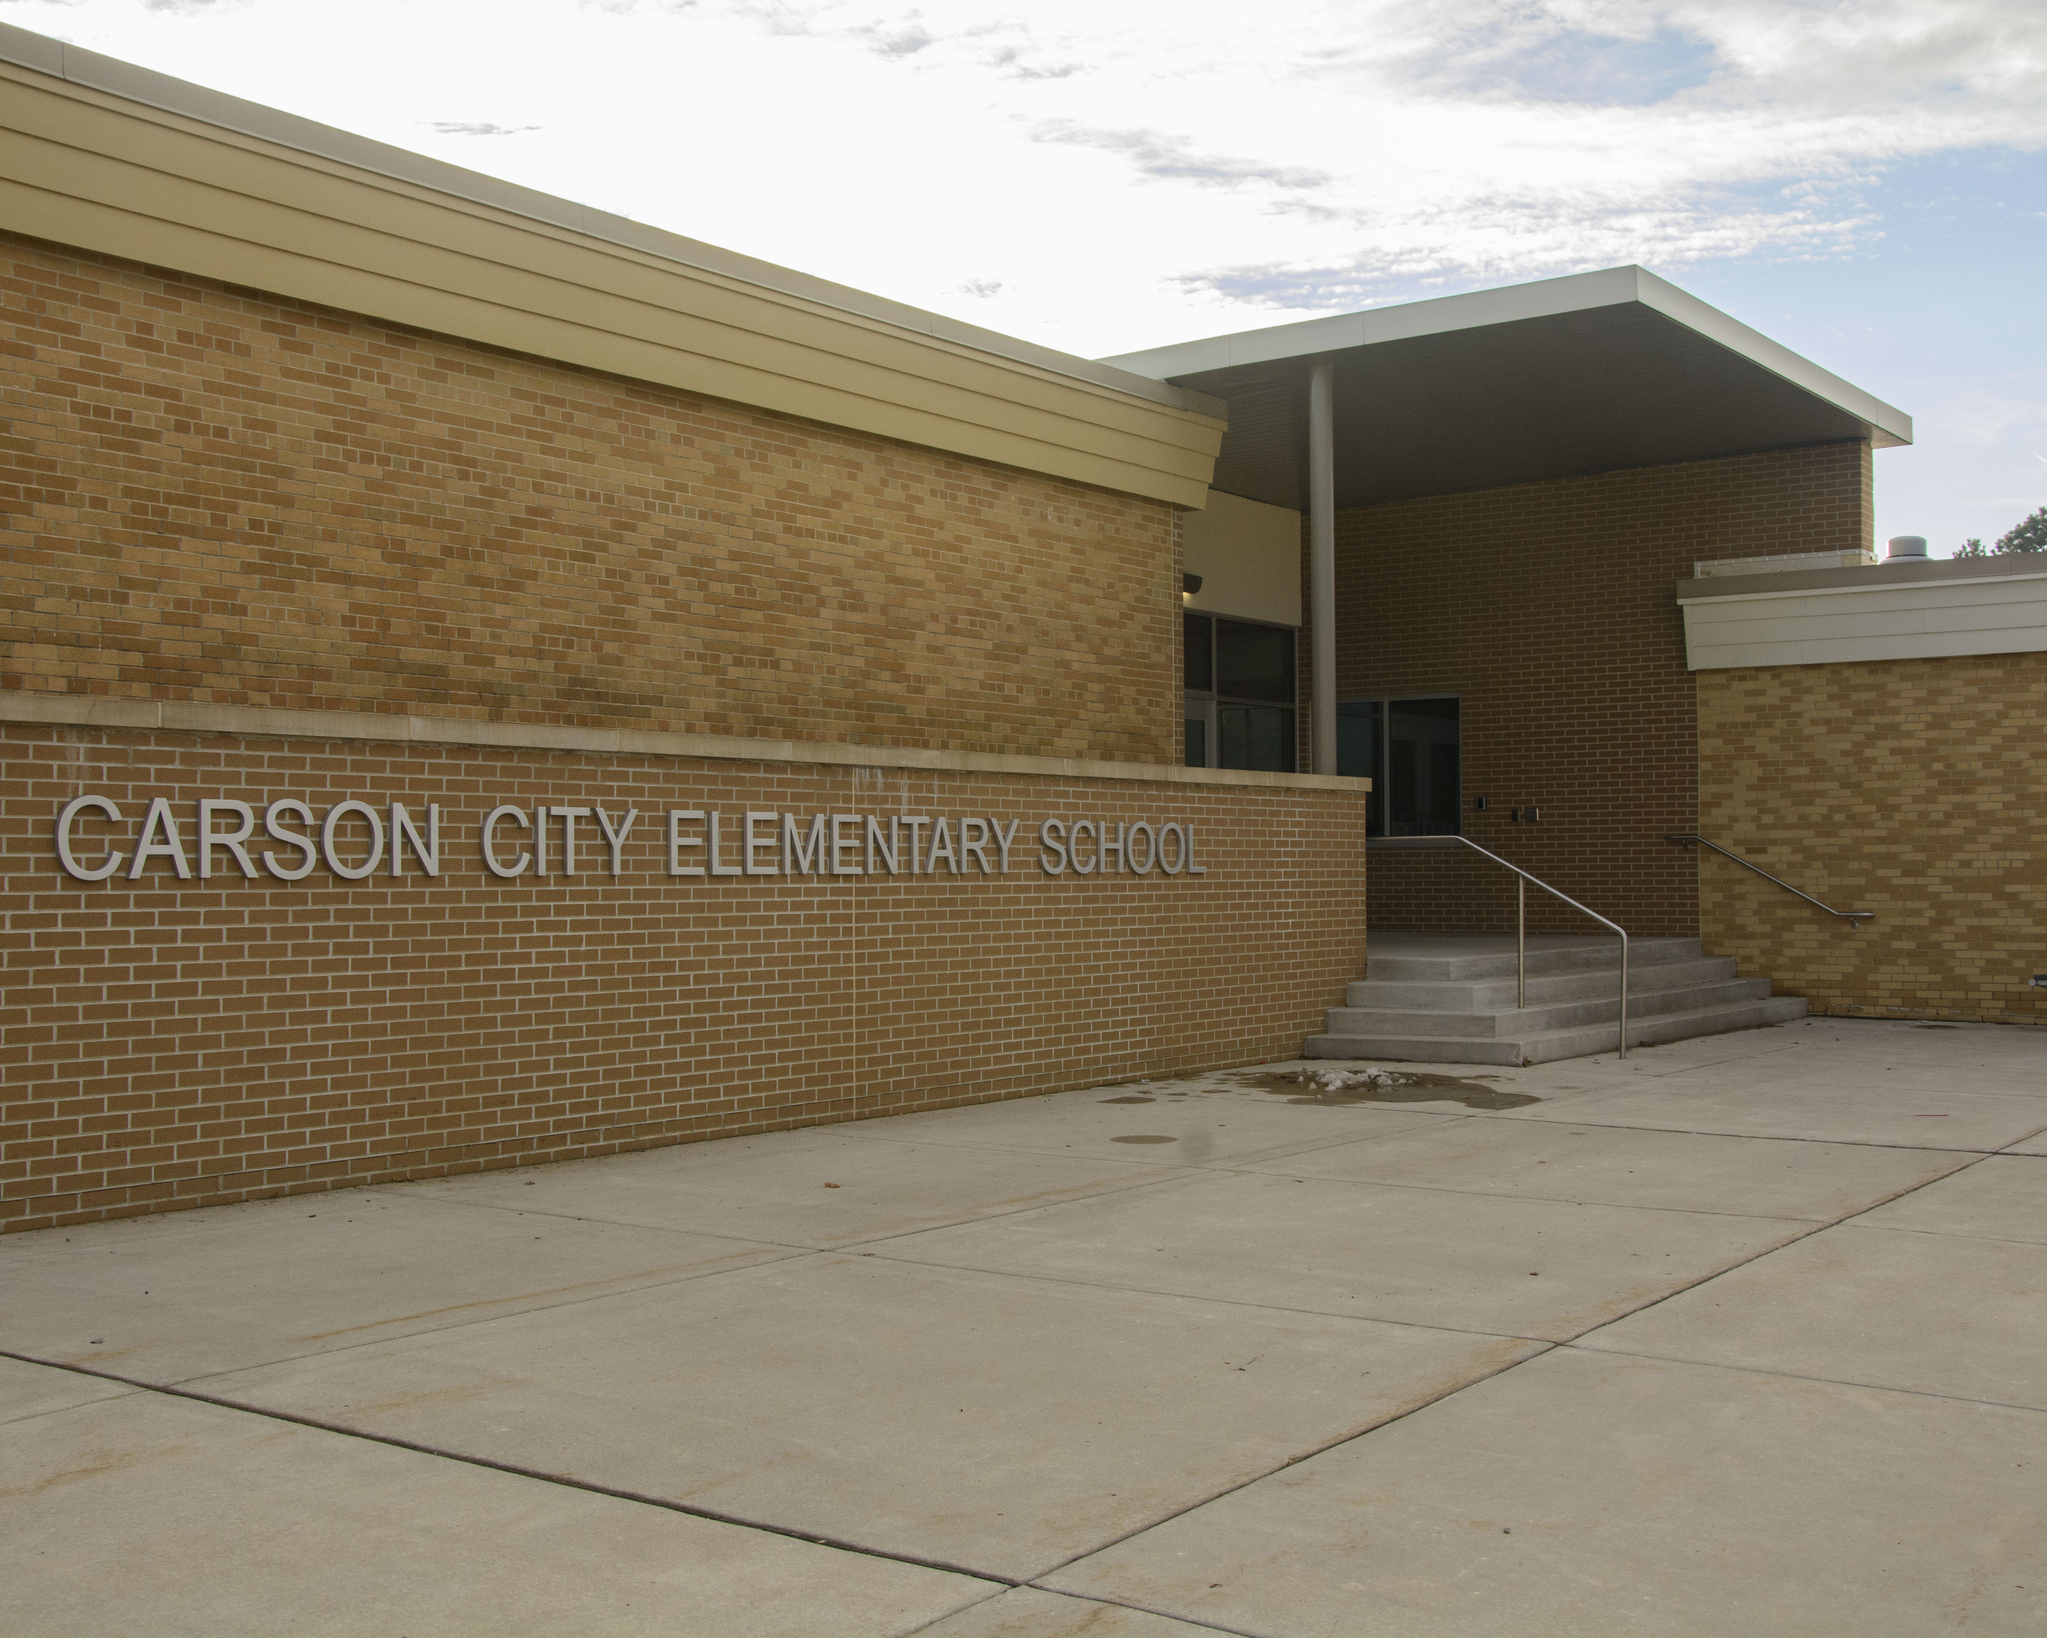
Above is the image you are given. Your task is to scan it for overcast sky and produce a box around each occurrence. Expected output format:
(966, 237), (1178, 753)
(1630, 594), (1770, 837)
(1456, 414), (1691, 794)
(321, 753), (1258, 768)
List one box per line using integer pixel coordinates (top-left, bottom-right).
(7, 0), (2043, 551)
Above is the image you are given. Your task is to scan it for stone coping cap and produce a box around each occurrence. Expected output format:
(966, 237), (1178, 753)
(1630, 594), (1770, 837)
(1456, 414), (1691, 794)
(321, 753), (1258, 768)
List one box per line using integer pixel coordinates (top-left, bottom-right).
(0, 693), (1368, 793)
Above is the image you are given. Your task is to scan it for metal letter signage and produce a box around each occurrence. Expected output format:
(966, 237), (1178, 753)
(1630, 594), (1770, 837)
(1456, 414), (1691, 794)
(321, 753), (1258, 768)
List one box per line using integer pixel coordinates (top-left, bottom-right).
(53, 798), (1208, 884)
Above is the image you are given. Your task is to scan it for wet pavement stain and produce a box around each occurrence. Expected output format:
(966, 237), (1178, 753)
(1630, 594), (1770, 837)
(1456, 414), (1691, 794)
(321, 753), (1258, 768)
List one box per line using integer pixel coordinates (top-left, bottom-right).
(1231, 1069), (1542, 1111)
(1, 1441), (202, 1501)
(1099, 1096), (1156, 1104)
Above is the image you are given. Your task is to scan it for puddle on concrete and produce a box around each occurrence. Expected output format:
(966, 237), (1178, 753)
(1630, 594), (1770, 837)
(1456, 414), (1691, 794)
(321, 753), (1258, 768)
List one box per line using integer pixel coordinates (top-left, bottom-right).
(1099, 1096), (1156, 1104)
(1111, 1134), (1178, 1144)
(1231, 1068), (1541, 1111)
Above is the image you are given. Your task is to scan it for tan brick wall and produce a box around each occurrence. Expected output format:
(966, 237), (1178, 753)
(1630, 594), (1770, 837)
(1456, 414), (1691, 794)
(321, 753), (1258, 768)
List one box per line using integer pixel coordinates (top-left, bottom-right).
(1697, 653), (2047, 1023)
(0, 233), (1181, 762)
(1314, 441), (1873, 938)
(1, 722), (1369, 1232)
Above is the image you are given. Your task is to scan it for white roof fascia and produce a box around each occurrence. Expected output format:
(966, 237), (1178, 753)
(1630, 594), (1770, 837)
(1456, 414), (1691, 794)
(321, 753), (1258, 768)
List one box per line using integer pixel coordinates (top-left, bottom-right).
(1629, 268), (1912, 449)
(1100, 266), (1641, 376)
(1101, 265), (1912, 448)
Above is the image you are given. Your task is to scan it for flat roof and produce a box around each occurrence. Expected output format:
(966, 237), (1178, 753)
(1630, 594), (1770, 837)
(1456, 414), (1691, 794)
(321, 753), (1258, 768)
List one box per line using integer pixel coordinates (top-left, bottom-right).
(1100, 266), (1913, 511)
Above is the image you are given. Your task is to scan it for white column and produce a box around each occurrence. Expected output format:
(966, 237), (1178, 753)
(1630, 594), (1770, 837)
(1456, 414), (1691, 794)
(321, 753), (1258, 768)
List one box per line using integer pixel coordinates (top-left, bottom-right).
(1308, 360), (1337, 774)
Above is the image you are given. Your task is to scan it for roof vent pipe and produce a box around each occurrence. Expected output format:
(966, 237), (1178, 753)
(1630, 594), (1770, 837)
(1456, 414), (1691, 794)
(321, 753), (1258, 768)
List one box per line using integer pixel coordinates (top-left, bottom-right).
(1886, 536), (1928, 561)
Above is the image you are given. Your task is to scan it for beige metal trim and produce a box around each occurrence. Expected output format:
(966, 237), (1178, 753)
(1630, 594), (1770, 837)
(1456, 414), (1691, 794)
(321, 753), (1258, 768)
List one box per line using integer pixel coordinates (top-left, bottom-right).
(0, 37), (1225, 507)
(1678, 569), (2047, 672)
(0, 693), (1369, 792)
(1676, 555), (2047, 604)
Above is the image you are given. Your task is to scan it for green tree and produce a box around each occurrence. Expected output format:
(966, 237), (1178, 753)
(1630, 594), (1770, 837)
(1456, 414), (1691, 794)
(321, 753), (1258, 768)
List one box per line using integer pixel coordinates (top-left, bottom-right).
(1954, 508), (2047, 557)
(1996, 506), (2047, 554)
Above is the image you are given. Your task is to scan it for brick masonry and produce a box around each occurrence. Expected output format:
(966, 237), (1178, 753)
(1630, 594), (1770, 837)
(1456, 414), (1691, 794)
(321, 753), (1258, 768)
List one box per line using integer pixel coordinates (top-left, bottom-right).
(1697, 653), (2047, 1024)
(0, 229), (1383, 1233)
(1314, 441), (1873, 938)
(0, 723), (1368, 1231)
(0, 232), (1181, 763)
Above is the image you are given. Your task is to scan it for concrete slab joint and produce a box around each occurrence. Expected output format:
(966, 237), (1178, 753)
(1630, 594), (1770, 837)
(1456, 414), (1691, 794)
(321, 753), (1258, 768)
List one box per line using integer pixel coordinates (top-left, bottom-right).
(4, 1023), (2044, 1634)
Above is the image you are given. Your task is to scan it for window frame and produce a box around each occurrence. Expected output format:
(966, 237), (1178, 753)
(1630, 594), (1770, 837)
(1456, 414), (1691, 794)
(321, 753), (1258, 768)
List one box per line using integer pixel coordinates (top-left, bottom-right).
(1183, 611), (1299, 772)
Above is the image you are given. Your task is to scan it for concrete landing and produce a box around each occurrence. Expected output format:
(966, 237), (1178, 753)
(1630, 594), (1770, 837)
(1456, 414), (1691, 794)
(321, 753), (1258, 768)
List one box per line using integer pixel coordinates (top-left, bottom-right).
(3, 1018), (2044, 1635)
(1307, 931), (1808, 1064)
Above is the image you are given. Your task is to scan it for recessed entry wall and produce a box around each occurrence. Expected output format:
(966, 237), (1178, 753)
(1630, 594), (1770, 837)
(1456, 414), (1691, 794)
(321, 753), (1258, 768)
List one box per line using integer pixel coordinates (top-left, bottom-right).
(1331, 441), (1873, 939)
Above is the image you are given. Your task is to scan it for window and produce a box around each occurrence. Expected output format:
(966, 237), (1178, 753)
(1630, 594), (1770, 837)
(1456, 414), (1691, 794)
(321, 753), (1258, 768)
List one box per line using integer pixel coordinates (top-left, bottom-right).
(1184, 613), (1296, 772)
(1338, 696), (1460, 836)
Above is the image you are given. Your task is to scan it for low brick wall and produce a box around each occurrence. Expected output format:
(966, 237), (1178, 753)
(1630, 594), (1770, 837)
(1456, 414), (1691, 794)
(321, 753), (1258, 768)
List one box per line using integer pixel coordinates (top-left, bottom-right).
(2, 711), (1368, 1231)
(1697, 653), (2047, 1022)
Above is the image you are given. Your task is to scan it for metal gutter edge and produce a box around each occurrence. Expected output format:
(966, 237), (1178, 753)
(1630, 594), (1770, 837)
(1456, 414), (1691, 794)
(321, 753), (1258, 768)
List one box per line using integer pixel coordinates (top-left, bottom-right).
(1674, 561), (2047, 603)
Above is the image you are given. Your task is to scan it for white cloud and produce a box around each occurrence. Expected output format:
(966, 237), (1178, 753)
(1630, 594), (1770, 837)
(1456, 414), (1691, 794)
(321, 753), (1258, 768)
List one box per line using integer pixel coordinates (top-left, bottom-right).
(424, 121), (545, 136)
(7, 0), (2039, 348)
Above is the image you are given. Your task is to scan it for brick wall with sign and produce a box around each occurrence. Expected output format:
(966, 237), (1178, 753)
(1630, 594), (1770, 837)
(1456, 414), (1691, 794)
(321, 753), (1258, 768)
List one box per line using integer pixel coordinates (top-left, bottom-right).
(0, 233), (1180, 764)
(0, 720), (1368, 1232)
(1312, 440), (1872, 939)
(1695, 653), (2047, 1023)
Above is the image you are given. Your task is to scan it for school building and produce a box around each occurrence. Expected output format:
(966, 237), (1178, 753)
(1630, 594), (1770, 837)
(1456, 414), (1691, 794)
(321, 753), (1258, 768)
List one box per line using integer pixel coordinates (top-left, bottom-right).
(2, 23), (2040, 1232)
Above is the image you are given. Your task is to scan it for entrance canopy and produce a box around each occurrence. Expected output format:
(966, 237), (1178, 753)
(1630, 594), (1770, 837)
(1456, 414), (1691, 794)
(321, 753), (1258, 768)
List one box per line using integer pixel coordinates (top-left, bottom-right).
(1098, 266), (1911, 511)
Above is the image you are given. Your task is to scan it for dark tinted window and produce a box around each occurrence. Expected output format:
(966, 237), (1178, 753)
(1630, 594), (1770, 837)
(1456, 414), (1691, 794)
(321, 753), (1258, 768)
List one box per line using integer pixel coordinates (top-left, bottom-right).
(1215, 620), (1294, 703)
(1219, 704), (1297, 772)
(1388, 697), (1460, 835)
(1338, 699), (1383, 835)
(1340, 696), (1460, 836)
(1182, 612), (1213, 693)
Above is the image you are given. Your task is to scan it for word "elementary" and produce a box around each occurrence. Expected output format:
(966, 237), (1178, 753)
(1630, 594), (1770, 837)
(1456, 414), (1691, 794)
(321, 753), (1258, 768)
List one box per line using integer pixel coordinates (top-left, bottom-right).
(53, 799), (1209, 883)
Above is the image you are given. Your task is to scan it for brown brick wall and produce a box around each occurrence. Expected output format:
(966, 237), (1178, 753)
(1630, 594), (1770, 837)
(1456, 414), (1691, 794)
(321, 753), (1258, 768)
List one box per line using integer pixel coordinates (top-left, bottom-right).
(0, 233), (1180, 762)
(1, 722), (1369, 1232)
(1697, 654), (2047, 1023)
(1315, 442), (1873, 938)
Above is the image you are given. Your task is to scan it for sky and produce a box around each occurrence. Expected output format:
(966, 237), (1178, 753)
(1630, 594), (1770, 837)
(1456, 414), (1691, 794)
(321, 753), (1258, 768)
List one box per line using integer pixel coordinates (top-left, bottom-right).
(5, 0), (2043, 552)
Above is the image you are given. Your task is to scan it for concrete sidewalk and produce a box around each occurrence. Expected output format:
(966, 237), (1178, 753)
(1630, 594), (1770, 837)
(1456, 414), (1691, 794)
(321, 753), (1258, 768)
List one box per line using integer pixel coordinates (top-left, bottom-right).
(5, 1018), (2046, 1635)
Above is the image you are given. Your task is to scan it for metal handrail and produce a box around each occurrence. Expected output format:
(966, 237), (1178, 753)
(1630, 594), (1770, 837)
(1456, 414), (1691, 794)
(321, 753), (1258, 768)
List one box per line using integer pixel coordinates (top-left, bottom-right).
(1666, 834), (1874, 927)
(1373, 835), (1632, 1059)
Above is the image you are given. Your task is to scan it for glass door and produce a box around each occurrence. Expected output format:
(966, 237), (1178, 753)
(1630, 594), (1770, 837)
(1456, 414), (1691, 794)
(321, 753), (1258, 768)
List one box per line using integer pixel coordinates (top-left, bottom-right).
(1338, 695), (1461, 835)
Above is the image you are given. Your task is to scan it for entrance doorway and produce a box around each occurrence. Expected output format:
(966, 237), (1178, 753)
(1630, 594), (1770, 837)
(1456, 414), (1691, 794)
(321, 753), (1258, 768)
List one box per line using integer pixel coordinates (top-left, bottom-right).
(1338, 696), (1461, 835)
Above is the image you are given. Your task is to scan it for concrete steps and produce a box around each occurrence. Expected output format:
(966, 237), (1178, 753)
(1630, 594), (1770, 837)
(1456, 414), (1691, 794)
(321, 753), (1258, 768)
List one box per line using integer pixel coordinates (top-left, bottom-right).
(1305, 934), (1807, 1065)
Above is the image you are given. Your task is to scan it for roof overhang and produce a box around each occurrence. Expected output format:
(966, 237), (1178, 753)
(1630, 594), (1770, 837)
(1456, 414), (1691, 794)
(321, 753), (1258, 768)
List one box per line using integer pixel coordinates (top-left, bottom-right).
(1098, 266), (1912, 512)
